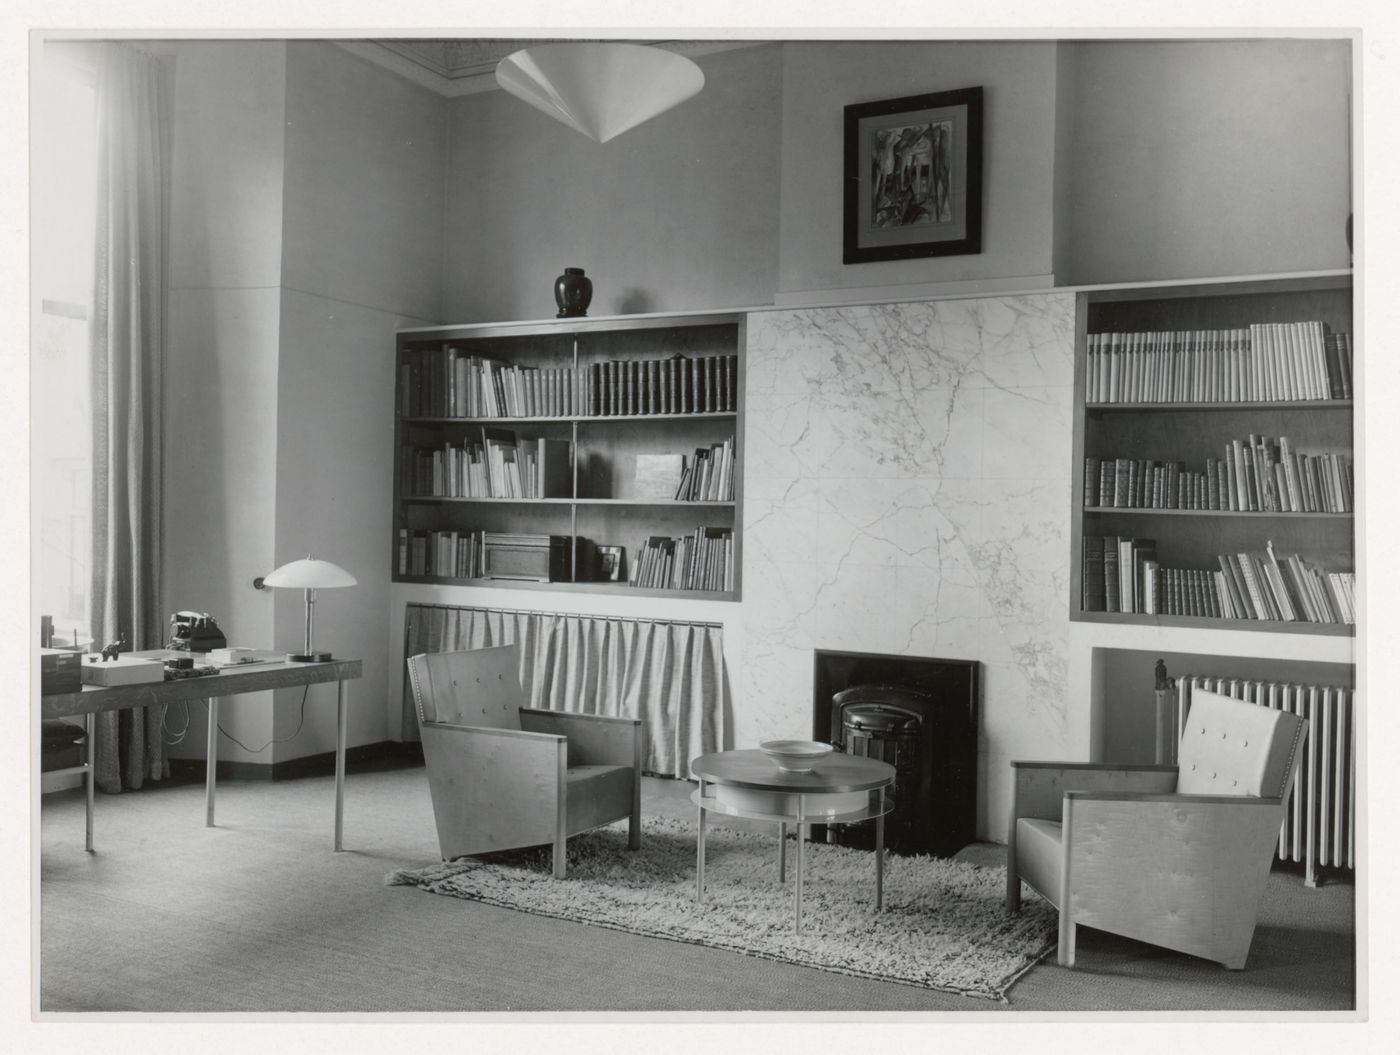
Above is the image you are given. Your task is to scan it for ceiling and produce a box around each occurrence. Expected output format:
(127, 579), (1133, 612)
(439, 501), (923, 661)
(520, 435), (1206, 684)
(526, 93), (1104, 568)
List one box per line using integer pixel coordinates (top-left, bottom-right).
(337, 39), (756, 97)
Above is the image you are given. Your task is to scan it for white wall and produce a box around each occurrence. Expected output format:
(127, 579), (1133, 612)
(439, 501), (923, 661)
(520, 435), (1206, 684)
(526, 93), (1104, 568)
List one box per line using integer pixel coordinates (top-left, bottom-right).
(164, 41), (288, 760)
(269, 42), (448, 760)
(1061, 39), (1352, 284)
(164, 40), (448, 764)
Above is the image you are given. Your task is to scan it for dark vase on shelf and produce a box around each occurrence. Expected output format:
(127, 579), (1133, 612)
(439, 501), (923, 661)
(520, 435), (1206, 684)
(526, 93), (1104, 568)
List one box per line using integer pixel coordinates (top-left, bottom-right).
(554, 267), (593, 318)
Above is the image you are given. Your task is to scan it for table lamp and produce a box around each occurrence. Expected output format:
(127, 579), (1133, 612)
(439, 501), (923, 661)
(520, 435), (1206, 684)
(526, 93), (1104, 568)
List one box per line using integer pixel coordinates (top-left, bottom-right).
(258, 556), (357, 662)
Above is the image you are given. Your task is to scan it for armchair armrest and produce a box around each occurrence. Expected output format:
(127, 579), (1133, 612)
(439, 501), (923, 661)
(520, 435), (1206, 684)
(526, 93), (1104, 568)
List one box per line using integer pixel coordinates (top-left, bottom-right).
(1064, 790), (1283, 806)
(519, 708), (644, 770)
(428, 720), (564, 746)
(1060, 790), (1290, 967)
(1010, 761), (1178, 823)
(417, 720), (568, 854)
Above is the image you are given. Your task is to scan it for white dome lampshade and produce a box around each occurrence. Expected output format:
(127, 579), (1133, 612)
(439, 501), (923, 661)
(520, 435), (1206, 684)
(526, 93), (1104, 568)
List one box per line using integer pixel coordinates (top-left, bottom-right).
(260, 556), (357, 662)
(495, 43), (704, 143)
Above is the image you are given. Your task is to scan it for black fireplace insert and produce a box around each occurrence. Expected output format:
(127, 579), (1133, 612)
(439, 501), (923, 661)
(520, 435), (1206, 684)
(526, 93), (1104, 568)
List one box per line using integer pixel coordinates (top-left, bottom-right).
(812, 649), (979, 856)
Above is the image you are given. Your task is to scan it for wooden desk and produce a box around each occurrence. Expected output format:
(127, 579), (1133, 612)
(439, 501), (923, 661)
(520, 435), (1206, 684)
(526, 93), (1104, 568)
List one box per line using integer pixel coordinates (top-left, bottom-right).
(41, 654), (362, 852)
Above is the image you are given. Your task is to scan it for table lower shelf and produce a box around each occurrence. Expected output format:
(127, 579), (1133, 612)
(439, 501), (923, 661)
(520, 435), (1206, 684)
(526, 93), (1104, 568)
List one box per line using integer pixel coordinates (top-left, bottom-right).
(690, 786), (895, 825)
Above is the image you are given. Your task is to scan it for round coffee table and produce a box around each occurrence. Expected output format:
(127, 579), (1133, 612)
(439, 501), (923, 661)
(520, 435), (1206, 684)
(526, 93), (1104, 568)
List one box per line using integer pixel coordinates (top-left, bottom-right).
(689, 749), (896, 932)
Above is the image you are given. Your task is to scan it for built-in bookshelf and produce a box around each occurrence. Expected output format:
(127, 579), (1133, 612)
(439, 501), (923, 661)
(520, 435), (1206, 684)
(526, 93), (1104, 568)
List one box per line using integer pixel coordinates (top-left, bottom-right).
(392, 312), (745, 600)
(1071, 274), (1354, 636)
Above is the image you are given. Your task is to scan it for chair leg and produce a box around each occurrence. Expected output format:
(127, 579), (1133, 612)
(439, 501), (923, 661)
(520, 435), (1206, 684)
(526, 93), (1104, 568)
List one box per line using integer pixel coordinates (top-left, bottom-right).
(553, 836), (567, 879)
(1058, 912), (1076, 967)
(628, 808), (641, 851)
(1006, 861), (1021, 912)
(1004, 805), (1019, 911)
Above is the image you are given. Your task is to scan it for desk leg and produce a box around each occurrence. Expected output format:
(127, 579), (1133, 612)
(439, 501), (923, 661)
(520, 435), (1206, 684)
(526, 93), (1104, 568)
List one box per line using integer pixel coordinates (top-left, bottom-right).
(335, 679), (347, 852)
(778, 821), (787, 882)
(794, 795), (805, 933)
(696, 778), (707, 903)
(205, 698), (218, 827)
(875, 786), (885, 912)
(84, 712), (95, 853)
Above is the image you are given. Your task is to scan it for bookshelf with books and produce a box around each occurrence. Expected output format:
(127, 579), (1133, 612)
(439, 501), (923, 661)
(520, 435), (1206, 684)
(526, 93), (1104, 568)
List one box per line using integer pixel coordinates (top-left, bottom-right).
(1071, 273), (1354, 639)
(392, 311), (744, 600)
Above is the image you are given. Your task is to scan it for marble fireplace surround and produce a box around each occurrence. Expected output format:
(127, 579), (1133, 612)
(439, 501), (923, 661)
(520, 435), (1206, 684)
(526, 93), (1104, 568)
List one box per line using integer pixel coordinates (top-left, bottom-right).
(736, 293), (1076, 841)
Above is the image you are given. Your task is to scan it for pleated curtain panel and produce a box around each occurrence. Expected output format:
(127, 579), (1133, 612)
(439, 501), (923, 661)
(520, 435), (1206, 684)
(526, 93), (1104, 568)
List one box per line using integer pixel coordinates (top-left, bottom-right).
(89, 43), (169, 792)
(403, 605), (729, 777)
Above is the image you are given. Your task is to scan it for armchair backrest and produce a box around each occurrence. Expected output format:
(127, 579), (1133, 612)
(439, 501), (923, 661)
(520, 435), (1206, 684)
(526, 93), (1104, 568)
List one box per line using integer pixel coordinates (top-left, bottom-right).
(406, 644), (525, 730)
(1175, 688), (1307, 797)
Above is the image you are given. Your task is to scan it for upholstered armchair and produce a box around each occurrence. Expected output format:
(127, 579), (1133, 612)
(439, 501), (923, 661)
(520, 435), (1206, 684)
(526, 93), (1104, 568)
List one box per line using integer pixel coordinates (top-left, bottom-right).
(406, 643), (643, 878)
(1006, 689), (1308, 969)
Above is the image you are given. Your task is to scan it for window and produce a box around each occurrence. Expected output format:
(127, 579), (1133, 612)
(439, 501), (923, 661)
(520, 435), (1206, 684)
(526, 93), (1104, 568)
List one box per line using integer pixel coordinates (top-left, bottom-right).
(33, 44), (98, 646)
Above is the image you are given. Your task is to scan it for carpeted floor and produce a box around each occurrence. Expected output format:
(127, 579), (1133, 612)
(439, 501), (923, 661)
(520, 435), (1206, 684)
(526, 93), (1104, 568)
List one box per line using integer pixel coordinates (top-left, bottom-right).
(36, 759), (1358, 1014)
(388, 816), (1058, 1001)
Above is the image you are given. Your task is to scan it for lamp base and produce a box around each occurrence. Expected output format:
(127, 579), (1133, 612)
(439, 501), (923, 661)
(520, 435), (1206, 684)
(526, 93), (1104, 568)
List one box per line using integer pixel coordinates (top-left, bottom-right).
(287, 651), (333, 663)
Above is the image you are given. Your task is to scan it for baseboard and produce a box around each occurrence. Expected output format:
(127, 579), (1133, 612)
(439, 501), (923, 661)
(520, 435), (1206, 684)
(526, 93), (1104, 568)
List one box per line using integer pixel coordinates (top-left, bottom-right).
(168, 740), (423, 782)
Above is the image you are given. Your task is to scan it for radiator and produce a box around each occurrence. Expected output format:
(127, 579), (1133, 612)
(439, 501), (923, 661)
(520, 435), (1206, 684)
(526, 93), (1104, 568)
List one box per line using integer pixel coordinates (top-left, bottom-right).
(1172, 675), (1356, 887)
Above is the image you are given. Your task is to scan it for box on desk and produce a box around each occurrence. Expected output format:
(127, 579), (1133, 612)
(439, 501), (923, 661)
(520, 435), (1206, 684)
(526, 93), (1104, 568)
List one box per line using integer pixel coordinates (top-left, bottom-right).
(40, 648), (83, 695)
(79, 655), (165, 687)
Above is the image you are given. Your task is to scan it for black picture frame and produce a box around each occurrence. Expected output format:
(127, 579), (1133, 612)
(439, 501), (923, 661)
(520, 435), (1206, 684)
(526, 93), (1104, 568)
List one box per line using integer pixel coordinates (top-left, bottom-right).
(597, 545), (625, 582)
(842, 86), (984, 264)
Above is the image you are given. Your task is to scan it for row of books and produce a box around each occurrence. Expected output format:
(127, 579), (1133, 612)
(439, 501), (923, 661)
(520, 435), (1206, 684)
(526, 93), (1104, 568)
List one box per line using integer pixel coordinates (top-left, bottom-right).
(399, 346), (739, 418)
(1084, 437), (1354, 513)
(398, 529), (484, 579)
(630, 527), (734, 592)
(587, 354), (738, 417)
(400, 432), (571, 499)
(1084, 324), (1353, 404)
(400, 350), (578, 418)
(1082, 536), (1355, 624)
(673, 439), (736, 502)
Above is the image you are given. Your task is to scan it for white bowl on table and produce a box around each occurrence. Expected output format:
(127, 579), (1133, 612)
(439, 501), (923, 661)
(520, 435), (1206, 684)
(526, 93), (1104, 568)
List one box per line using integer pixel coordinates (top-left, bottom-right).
(759, 739), (833, 773)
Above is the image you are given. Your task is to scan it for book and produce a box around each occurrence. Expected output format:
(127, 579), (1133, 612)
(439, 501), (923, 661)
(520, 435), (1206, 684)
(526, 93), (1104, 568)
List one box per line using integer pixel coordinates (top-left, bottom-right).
(1237, 552), (1280, 622)
(1219, 553), (1254, 619)
(1103, 537), (1120, 613)
(535, 437), (572, 499)
(1262, 542), (1298, 621)
(1081, 535), (1107, 611)
(1142, 559), (1161, 614)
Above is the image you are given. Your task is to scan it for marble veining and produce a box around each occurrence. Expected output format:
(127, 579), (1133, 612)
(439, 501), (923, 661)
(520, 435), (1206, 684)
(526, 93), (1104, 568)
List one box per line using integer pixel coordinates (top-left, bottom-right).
(738, 294), (1076, 840)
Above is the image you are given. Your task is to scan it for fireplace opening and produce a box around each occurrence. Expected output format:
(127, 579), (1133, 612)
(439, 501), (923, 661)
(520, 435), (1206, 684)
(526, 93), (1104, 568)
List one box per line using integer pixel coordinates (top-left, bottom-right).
(812, 649), (979, 857)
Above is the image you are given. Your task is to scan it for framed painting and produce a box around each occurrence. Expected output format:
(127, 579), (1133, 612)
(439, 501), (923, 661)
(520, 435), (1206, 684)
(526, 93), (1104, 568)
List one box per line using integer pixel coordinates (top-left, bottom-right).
(842, 86), (984, 264)
(596, 545), (625, 582)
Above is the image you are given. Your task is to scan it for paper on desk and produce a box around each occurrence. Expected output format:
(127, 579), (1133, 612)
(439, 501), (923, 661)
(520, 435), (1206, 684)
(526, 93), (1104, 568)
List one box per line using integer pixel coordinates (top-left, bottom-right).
(208, 647), (286, 667)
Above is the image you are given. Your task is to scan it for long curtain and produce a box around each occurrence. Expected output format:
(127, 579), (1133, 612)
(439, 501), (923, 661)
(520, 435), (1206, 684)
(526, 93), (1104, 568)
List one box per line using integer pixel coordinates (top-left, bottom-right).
(403, 605), (729, 777)
(89, 43), (168, 792)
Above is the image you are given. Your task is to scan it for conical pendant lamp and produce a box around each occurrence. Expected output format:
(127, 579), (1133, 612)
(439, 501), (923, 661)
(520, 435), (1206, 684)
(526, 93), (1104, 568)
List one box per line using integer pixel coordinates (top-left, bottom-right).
(495, 43), (704, 143)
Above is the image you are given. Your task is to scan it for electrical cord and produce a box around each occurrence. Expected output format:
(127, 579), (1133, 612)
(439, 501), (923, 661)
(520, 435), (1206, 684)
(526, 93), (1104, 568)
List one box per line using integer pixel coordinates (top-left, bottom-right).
(216, 684), (311, 754)
(162, 701), (190, 745)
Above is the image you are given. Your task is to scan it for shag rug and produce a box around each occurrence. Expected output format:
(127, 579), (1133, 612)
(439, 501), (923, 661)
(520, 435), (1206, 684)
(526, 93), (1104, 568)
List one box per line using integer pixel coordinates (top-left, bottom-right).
(387, 816), (1056, 1002)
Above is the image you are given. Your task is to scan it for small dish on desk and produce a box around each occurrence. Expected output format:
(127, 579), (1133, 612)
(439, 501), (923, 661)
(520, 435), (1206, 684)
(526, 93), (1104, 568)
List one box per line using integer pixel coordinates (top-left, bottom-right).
(759, 740), (833, 773)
